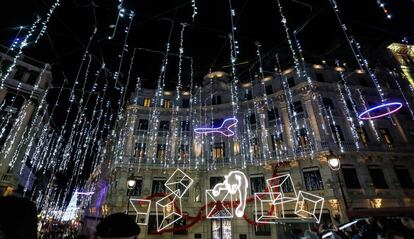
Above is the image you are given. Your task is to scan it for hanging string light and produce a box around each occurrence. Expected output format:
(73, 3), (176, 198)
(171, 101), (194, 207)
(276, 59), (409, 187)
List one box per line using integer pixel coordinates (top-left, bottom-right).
(0, 16), (41, 89)
(376, 0), (392, 20)
(356, 89), (381, 142)
(34, 0), (61, 43)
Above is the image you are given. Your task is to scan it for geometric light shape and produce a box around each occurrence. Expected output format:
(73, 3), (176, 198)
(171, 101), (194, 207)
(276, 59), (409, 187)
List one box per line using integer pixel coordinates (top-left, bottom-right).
(206, 189), (233, 219)
(156, 191), (182, 232)
(194, 117), (238, 137)
(129, 198), (151, 225)
(165, 168), (194, 198)
(254, 192), (280, 224)
(266, 174), (297, 202)
(358, 102), (403, 120)
(211, 171), (248, 217)
(294, 191), (325, 223)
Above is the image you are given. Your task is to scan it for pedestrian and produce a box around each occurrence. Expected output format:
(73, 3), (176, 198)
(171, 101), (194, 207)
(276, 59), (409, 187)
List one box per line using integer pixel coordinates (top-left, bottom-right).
(94, 213), (140, 239)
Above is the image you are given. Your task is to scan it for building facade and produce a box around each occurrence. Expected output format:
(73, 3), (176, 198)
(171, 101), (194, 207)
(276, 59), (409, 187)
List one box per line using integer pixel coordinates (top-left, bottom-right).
(0, 46), (52, 196)
(87, 49), (414, 238)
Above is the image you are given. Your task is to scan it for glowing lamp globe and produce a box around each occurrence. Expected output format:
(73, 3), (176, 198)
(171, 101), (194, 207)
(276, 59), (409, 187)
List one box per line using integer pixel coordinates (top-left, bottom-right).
(127, 174), (136, 189)
(328, 154), (341, 171)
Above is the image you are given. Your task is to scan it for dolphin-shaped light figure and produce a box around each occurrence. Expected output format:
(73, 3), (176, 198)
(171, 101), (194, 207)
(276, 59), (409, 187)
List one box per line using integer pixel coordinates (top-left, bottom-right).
(194, 117), (238, 137)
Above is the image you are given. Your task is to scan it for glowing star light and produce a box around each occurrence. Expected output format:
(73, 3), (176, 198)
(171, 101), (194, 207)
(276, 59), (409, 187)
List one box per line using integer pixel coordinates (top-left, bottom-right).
(194, 117), (238, 137)
(358, 102), (403, 120)
(211, 171), (248, 218)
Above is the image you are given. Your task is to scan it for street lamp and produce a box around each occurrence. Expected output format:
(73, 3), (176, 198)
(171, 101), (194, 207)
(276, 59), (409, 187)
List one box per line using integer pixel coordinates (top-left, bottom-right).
(126, 174), (136, 215)
(327, 151), (341, 171)
(127, 174), (136, 189)
(327, 151), (349, 222)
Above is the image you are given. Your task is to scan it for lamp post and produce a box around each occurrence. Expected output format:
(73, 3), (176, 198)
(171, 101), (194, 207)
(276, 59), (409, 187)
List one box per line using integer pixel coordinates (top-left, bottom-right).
(126, 174), (136, 215)
(327, 151), (349, 222)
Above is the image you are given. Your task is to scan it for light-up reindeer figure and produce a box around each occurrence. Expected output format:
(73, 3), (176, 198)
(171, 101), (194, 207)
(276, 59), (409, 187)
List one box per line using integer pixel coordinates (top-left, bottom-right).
(212, 171), (248, 217)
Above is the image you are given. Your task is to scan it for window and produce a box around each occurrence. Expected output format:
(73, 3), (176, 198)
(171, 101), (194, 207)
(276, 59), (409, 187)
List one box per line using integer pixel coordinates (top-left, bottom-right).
(297, 128), (308, 146)
(135, 143), (146, 158)
(250, 138), (260, 158)
(159, 121), (170, 131)
(181, 121), (190, 131)
(265, 85), (273, 95)
(267, 108), (279, 121)
(287, 77), (295, 88)
(152, 179), (166, 194)
(211, 219), (232, 239)
(356, 127), (369, 144)
(271, 133), (283, 151)
(210, 177), (224, 189)
(255, 223), (271, 236)
(212, 142), (225, 159)
(379, 128), (393, 144)
(138, 119), (148, 130)
(244, 89), (252, 100)
(394, 166), (414, 189)
(182, 98), (190, 108)
(157, 144), (166, 159)
(330, 125), (345, 142)
(303, 168), (324, 191)
(212, 95), (222, 105)
(127, 177), (142, 196)
(247, 114), (256, 125)
(368, 166), (388, 189)
(322, 98), (335, 109)
(250, 176), (265, 194)
(179, 144), (189, 160)
(341, 167), (361, 189)
(173, 216), (187, 235)
(293, 101), (303, 113)
(315, 73), (325, 82)
(143, 98), (151, 107)
(147, 215), (162, 234)
(163, 99), (171, 108)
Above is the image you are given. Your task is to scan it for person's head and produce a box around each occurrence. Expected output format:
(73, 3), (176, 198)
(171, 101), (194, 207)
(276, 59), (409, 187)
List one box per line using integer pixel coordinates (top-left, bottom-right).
(95, 213), (140, 239)
(401, 217), (414, 230)
(386, 230), (405, 239)
(0, 196), (37, 239)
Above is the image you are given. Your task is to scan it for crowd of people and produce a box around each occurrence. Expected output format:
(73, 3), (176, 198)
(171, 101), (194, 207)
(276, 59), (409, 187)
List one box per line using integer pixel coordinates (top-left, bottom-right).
(317, 216), (414, 239)
(0, 195), (413, 238)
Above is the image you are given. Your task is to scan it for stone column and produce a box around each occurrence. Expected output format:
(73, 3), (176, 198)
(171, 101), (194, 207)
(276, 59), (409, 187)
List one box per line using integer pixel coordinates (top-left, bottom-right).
(278, 102), (294, 150)
(303, 95), (322, 144)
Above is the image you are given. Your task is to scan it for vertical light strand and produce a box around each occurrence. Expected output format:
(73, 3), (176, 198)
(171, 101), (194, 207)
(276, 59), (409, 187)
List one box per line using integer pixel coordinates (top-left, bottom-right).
(0, 17), (41, 89)
(34, 0), (61, 43)
(357, 89), (381, 142)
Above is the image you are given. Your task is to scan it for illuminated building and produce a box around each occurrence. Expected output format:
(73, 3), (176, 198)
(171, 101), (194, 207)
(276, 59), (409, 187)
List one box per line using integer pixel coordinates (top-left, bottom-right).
(86, 59), (414, 238)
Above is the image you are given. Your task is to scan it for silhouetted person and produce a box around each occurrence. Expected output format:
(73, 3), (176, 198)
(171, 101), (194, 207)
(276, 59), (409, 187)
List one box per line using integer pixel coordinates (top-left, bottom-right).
(0, 196), (37, 239)
(94, 213), (140, 239)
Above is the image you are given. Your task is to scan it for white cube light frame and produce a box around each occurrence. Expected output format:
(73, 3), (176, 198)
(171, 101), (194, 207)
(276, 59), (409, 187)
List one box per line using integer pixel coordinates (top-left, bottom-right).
(155, 190), (183, 232)
(254, 192), (280, 224)
(266, 174), (297, 201)
(129, 198), (151, 225)
(165, 168), (194, 198)
(294, 191), (325, 223)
